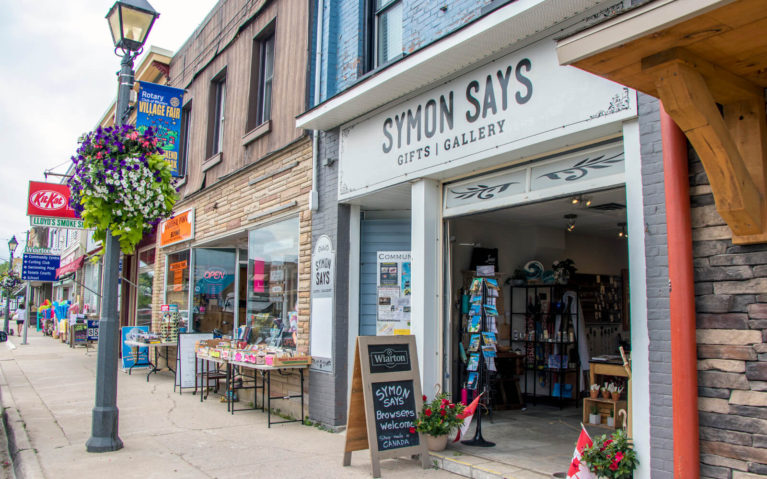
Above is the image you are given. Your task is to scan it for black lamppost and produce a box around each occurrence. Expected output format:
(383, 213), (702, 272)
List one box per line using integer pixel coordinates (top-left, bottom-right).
(3, 236), (18, 334)
(86, 0), (158, 453)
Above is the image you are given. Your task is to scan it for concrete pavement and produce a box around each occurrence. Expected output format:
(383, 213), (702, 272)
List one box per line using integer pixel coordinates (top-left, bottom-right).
(0, 331), (460, 479)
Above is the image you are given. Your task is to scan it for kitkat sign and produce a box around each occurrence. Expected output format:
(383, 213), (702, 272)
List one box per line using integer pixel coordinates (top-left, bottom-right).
(27, 182), (79, 219)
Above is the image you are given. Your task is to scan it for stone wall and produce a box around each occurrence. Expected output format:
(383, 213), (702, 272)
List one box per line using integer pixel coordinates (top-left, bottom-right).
(691, 150), (767, 478)
(151, 137), (313, 419)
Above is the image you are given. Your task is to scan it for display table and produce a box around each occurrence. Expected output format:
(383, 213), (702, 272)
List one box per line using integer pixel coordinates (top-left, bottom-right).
(124, 340), (177, 382)
(195, 353), (307, 428)
(588, 358), (631, 432)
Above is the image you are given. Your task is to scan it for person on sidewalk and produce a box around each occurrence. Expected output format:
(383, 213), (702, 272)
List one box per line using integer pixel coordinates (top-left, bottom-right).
(12, 303), (26, 336)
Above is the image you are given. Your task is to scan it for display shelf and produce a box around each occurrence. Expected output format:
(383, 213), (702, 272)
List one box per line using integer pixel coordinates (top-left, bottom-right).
(511, 283), (581, 408)
(583, 397), (627, 429)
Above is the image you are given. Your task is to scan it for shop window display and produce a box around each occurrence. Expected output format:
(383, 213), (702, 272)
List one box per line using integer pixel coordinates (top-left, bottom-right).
(83, 262), (101, 316)
(246, 217), (299, 350)
(192, 248), (236, 335)
(165, 250), (190, 326)
(136, 248), (155, 327)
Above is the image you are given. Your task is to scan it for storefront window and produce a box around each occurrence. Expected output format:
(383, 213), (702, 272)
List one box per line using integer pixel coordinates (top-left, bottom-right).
(83, 261), (101, 315)
(192, 248), (236, 334)
(165, 250), (190, 327)
(136, 248), (155, 327)
(246, 217), (299, 349)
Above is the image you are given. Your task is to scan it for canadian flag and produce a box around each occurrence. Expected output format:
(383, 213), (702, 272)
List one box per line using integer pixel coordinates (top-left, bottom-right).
(567, 425), (596, 479)
(453, 394), (482, 442)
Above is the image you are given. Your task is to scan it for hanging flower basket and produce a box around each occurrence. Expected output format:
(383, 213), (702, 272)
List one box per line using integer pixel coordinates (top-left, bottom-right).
(0, 270), (22, 293)
(68, 125), (178, 254)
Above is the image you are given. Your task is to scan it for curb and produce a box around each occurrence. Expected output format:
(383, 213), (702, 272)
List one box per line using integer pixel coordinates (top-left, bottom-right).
(0, 366), (45, 478)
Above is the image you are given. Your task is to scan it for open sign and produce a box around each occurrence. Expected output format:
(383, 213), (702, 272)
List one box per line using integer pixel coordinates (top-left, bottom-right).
(204, 268), (226, 282)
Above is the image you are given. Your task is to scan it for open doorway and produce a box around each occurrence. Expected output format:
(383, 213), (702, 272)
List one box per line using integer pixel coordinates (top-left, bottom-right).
(447, 187), (631, 476)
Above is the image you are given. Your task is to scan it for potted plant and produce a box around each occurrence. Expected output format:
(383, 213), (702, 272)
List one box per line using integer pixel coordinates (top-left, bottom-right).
(510, 269), (527, 286)
(589, 383), (600, 399)
(601, 383), (610, 399)
(609, 383), (624, 401)
(415, 393), (465, 451)
(589, 405), (601, 425)
(581, 429), (639, 478)
(607, 410), (615, 427)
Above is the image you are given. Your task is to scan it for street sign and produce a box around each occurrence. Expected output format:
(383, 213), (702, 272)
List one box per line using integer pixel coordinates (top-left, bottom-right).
(21, 254), (61, 282)
(24, 246), (57, 255)
(30, 216), (85, 229)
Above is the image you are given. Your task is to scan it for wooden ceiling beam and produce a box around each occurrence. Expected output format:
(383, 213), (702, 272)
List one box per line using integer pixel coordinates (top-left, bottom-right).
(644, 52), (766, 239)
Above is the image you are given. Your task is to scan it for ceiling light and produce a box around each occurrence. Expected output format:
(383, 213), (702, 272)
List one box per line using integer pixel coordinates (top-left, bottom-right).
(618, 222), (628, 238)
(565, 214), (577, 232)
(571, 197), (579, 205)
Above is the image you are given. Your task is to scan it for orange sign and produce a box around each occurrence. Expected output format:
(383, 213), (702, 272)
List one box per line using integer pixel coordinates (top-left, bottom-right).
(160, 209), (194, 247)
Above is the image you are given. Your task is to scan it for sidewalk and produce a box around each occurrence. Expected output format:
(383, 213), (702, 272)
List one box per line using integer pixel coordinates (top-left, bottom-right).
(0, 331), (460, 479)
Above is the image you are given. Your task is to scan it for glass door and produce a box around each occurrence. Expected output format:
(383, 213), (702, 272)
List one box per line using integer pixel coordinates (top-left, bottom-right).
(192, 248), (236, 335)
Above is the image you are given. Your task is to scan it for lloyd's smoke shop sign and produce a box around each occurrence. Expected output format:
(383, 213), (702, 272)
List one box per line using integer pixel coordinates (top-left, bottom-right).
(136, 82), (185, 177)
(338, 38), (637, 200)
(310, 235), (334, 372)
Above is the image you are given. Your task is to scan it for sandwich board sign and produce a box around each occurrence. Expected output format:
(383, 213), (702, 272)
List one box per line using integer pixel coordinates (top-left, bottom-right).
(343, 335), (430, 477)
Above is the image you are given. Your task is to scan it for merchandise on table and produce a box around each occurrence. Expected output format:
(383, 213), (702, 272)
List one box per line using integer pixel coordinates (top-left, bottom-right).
(195, 338), (311, 367)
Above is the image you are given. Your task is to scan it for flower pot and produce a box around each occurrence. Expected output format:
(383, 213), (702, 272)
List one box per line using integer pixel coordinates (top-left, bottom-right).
(589, 413), (601, 425)
(426, 434), (449, 452)
(601, 390), (610, 399)
(607, 417), (615, 427)
(611, 392), (620, 401)
(590, 390), (599, 399)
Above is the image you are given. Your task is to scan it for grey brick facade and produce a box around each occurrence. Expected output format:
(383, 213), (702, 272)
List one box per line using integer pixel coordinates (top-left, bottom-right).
(309, 129), (351, 427)
(638, 92), (674, 478)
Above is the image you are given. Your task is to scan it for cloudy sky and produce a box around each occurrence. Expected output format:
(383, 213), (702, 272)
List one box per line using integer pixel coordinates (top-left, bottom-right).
(0, 0), (218, 262)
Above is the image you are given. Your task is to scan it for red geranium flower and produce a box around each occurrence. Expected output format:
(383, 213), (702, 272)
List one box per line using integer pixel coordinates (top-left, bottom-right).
(449, 403), (455, 409)
(614, 451), (624, 462)
(425, 408), (432, 417)
(422, 395), (427, 401)
(609, 462), (619, 471)
(440, 409), (447, 417)
(409, 426), (415, 434)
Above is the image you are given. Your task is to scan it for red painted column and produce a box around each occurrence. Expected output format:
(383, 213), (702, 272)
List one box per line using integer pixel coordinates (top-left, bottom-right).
(661, 103), (700, 478)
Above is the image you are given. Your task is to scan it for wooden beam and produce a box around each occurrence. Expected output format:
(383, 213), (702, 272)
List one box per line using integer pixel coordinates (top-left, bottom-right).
(642, 48), (763, 104)
(645, 56), (764, 236)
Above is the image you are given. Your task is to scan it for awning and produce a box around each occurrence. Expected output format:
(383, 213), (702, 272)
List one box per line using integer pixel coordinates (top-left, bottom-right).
(556, 0), (767, 244)
(56, 255), (85, 279)
(11, 282), (26, 297)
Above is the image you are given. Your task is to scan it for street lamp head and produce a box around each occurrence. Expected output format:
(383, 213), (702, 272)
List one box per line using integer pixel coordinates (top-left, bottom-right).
(8, 236), (18, 256)
(106, 0), (159, 53)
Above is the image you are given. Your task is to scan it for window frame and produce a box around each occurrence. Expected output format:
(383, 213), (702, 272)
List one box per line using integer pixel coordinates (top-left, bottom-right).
(178, 101), (192, 177)
(247, 21), (276, 132)
(256, 33), (275, 126)
(208, 69), (227, 158)
(370, 0), (403, 70)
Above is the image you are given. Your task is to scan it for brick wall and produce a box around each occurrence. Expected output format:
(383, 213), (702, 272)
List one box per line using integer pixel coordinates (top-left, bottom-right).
(308, 129), (352, 427)
(691, 149), (767, 478)
(151, 137), (313, 418)
(638, 92), (675, 478)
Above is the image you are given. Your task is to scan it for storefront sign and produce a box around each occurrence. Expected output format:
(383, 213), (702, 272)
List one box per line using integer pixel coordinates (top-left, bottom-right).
(310, 236), (334, 370)
(160, 208), (194, 247)
(338, 39), (636, 200)
(27, 181), (79, 219)
(343, 336), (429, 475)
(72, 324), (88, 344)
(24, 246), (54, 255)
(30, 216), (85, 230)
(443, 142), (625, 217)
(376, 251), (411, 336)
(22, 253), (61, 282)
(137, 82), (185, 177)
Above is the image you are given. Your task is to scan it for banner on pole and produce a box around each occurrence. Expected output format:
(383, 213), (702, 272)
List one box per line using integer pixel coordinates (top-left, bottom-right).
(136, 82), (186, 177)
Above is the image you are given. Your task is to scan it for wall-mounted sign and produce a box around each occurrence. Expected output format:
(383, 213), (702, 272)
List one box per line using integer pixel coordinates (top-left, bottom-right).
(338, 39), (636, 200)
(310, 235), (335, 371)
(160, 208), (194, 247)
(30, 216), (85, 230)
(27, 181), (79, 219)
(376, 251), (411, 336)
(137, 82), (186, 177)
(169, 260), (187, 292)
(343, 335), (429, 477)
(443, 142), (625, 217)
(22, 253), (61, 282)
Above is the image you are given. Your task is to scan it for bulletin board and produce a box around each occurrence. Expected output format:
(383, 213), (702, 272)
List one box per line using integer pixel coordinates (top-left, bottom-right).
(375, 251), (411, 336)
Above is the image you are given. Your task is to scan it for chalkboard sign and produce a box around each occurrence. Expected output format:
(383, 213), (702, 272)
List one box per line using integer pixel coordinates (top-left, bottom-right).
(343, 335), (429, 478)
(73, 324), (87, 345)
(372, 380), (418, 451)
(368, 344), (411, 373)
